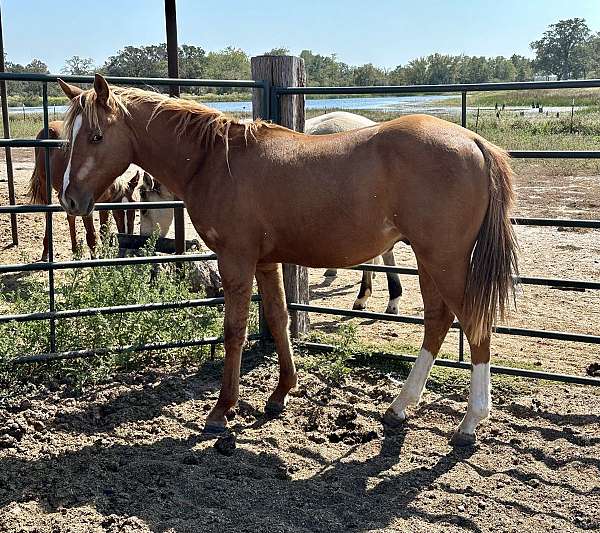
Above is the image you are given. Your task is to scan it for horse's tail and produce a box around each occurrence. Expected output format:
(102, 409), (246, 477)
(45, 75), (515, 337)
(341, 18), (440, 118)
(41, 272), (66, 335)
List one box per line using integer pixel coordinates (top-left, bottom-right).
(27, 156), (45, 205)
(27, 127), (52, 205)
(464, 137), (519, 345)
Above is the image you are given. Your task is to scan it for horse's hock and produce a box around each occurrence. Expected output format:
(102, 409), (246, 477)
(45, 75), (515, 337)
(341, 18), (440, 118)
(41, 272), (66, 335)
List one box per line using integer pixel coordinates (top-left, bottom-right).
(251, 55), (310, 337)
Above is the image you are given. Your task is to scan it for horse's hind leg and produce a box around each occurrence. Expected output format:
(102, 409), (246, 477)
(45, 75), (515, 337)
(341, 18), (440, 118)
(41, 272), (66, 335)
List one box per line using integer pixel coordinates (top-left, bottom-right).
(384, 262), (454, 426)
(411, 254), (492, 446)
(41, 221), (49, 261)
(451, 336), (491, 446)
(255, 263), (298, 414)
(353, 262), (373, 310)
(82, 215), (98, 258)
(382, 247), (402, 314)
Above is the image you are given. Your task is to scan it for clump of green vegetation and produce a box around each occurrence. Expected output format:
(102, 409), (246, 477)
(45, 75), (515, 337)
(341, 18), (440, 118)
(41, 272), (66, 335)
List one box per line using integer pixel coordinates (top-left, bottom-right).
(0, 237), (244, 390)
(299, 322), (361, 382)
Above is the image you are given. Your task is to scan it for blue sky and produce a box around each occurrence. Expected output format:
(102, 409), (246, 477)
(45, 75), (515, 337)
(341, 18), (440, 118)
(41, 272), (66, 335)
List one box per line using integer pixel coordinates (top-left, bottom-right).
(4, 0), (600, 73)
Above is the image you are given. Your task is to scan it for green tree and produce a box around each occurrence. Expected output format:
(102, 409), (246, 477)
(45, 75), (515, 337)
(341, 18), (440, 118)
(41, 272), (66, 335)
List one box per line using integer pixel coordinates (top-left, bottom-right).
(352, 63), (386, 86)
(510, 54), (534, 81)
(264, 47), (290, 56)
(62, 56), (95, 75)
(102, 44), (168, 79)
(530, 18), (591, 79)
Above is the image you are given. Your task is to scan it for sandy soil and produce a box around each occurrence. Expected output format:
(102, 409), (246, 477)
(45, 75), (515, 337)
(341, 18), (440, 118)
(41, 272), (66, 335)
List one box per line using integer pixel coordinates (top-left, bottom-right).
(0, 351), (599, 532)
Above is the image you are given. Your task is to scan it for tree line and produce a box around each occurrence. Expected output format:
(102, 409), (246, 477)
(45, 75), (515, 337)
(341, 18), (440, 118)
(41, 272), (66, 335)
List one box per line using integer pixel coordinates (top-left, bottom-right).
(5, 17), (600, 102)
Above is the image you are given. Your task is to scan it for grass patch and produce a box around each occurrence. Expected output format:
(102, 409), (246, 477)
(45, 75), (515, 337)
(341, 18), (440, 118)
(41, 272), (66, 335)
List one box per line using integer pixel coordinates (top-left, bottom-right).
(441, 88), (600, 107)
(0, 236), (248, 391)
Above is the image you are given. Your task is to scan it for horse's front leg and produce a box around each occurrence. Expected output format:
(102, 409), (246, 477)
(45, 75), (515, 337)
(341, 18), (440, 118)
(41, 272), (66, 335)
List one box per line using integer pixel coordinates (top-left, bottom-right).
(82, 215), (98, 259)
(205, 255), (256, 433)
(255, 263), (297, 414)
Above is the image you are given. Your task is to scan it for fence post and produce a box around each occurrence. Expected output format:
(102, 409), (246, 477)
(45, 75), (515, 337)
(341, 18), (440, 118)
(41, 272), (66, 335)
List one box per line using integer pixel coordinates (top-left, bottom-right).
(164, 0), (185, 258)
(0, 5), (18, 246)
(251, 55), (309, 338)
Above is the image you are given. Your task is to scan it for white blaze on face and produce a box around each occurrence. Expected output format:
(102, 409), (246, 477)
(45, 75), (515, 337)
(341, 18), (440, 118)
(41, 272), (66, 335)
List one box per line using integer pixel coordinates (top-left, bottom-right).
(62, 114), (83, 198)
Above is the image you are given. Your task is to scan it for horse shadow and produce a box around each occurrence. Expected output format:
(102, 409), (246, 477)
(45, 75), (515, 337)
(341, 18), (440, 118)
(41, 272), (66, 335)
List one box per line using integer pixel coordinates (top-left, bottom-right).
(0, 419), (482, 532)
(46, 343), (268, 436)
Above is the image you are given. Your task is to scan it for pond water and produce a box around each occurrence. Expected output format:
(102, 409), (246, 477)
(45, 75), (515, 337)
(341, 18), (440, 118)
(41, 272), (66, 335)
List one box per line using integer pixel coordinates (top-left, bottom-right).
(9, 94), (456, 116)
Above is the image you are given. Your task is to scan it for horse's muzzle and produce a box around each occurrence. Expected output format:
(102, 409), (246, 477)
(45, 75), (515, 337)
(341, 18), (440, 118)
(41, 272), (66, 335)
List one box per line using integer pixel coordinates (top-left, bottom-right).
(61, 190), (95, 217)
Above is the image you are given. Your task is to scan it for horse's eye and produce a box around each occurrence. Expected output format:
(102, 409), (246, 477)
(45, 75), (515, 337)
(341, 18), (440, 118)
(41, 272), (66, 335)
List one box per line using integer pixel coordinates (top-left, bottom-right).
(90, 132), (103, 144)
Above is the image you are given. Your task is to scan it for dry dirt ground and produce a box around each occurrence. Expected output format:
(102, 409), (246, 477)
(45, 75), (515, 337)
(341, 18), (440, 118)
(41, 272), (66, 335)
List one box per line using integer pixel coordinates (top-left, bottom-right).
(0, 350), (599, 533)
(0, 149), (599, 532)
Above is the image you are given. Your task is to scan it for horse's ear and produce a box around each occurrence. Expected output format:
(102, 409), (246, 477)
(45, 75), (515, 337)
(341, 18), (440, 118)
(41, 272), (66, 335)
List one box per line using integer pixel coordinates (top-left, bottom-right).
(58, 79), (83, 100)
(94, 73), (110, 107)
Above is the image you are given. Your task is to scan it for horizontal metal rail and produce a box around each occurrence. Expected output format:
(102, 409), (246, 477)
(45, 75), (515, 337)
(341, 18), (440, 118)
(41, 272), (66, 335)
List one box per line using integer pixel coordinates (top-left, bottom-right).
(346, 264), (600, 290)
(288, 303), (600, 345)
(4, 138), (600, 161)
(0, 252), (217, 274)
(275, 78), (600, 95)
(302, 342), (600, 386)
(10, 333), (263, 365)
(510, 150), (600, 159)
(0, 200), (185, 214)
(0, 72), (264, 89)
(0, 295), (261, 325)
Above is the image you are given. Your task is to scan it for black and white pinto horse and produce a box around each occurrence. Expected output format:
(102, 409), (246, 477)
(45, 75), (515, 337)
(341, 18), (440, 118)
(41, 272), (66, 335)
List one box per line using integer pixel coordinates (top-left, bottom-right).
(305, 111), (403, 314)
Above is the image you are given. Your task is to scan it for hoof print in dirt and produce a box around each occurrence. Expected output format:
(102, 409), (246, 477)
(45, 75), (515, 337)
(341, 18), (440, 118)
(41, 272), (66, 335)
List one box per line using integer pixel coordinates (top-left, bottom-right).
(214, 432), (237, 456)
(335, 407), (357, 429)
(450, 431), (476, 447)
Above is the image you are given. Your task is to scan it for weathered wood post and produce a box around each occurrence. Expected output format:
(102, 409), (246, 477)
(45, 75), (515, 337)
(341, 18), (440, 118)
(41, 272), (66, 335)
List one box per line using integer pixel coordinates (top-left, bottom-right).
(251, 55), (309, 337)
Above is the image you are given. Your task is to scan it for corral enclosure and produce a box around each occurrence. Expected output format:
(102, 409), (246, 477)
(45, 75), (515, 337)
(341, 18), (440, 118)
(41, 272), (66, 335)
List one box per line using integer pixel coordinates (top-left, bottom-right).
(0, 60), (599, 531)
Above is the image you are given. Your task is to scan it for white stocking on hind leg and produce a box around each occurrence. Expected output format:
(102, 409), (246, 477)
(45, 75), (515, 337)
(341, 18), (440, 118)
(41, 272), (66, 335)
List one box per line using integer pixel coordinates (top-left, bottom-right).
(383, 264), (454, 426)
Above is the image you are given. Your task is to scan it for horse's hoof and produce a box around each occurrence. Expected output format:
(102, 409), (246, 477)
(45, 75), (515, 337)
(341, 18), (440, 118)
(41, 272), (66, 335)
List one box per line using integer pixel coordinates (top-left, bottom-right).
(450, 430), (476, 447)
(323, 269), (338, 278)
(264, 399), (286, 417)
(352, 301), (367, 311)
(203, 420), (227, 436)
(382, 407), (406, 428)
(385, 304), (400, 315)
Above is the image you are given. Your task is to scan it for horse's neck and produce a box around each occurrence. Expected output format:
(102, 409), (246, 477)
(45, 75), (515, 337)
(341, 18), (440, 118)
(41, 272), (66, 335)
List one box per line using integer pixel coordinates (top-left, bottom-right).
(128, 106), (198, 199)
(128, 103), (233, 200)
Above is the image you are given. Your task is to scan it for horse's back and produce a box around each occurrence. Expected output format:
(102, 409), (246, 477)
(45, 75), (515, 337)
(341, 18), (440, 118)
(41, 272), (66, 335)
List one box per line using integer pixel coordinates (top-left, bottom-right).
(305, 111), (375, 135)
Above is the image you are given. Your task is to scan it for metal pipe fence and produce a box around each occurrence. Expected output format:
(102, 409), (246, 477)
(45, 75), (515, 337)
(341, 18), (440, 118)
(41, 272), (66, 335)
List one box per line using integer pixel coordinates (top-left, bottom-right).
(272, 79), (600, 385)
(0, 72), (269, 363)
(0, 72), (599, 386)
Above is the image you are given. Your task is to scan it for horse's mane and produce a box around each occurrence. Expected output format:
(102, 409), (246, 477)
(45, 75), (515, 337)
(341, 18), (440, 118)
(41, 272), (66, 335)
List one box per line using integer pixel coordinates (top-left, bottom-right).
(63, 85), (278, 168)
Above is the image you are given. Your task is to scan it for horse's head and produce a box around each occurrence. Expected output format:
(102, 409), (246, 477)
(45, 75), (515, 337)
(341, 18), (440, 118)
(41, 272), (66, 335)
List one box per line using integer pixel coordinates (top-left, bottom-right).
(58, 74), (134, 216)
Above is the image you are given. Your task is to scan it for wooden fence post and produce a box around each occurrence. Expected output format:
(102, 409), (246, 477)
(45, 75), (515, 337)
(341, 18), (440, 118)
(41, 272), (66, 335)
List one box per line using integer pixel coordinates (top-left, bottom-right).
(251, 55), (309, 338)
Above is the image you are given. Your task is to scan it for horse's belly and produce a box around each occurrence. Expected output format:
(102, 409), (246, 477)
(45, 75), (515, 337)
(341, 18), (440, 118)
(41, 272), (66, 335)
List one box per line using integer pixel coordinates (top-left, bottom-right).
(263, 223), (402, 268)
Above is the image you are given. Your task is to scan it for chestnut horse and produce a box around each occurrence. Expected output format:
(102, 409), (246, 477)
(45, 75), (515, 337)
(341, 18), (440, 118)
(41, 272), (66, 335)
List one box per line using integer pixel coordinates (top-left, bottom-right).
(57, 75), (518, 445)
(28, 121), (138, 260)
(305, 111), (403, 314)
